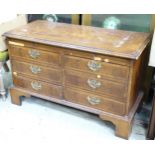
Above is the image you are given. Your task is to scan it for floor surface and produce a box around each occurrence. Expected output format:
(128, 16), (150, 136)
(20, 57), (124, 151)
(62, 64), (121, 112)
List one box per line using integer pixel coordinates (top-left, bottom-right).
(0, 93), (146, 141)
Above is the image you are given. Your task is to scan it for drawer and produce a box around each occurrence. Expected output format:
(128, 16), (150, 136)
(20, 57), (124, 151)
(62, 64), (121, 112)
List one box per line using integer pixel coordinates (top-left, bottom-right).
(64, 55), (129, 82)
(8, 39), (65, 53)
(12, 60), (62, 85)
(64, 49), (130, 66)
(9, 45), (61, 67)
(13, 76), (62, 99)
(64, 70), (128, 101)
(64, 88), (125, 115)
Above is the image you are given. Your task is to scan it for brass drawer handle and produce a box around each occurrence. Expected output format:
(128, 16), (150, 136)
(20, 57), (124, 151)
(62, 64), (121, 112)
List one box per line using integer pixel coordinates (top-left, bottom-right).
(87, 96), (101, 105)
(87, 60), (102, 71)
(13, 71), (18, 76)
(31, 81), (42, 90)
(30, 65), (41, 74)
(104, 59), (109, 63)
(28, 50), (40, 59)
(94, 57), (102, 61)
(87, 79), (101, 89)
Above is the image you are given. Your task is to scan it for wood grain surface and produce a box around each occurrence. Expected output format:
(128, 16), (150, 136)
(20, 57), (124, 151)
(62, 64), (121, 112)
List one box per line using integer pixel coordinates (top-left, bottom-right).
(4, 20), (150, 59)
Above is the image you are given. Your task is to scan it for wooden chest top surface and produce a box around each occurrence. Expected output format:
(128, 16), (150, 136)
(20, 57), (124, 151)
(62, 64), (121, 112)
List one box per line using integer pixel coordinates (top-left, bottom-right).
(4, 20), (150, 59)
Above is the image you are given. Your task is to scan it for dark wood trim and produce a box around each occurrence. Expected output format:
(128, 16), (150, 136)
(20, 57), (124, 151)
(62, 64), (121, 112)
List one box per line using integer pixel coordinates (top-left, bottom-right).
(147, 87), (155, 140)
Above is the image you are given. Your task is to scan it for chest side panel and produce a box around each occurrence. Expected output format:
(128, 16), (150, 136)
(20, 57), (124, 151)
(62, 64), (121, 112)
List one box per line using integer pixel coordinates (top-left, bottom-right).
(126, 46), (149, 114)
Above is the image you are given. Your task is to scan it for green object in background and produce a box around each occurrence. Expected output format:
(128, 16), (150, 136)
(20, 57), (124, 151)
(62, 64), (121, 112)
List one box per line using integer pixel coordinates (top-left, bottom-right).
(0, 51), (9, 62)
(42, 14), (58, 22)
(102, 16), (121, 30)
(91, 14), (151, 32)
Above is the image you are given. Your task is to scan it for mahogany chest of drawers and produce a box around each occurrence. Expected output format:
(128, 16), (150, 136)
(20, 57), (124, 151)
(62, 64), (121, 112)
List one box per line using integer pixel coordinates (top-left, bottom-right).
(4, 20), (150, 139)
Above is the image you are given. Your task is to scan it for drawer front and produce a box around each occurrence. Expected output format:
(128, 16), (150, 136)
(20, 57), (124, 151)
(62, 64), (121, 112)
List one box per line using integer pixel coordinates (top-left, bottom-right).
(64, 88), (125, 115)
(64, 55), (129, 81)
(9, 46), (61, 66)
(13, 76), (62, 99)
(64, 49), (130, 66)
(12, 60), (62, 84)
(65, 70), (127, 101)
